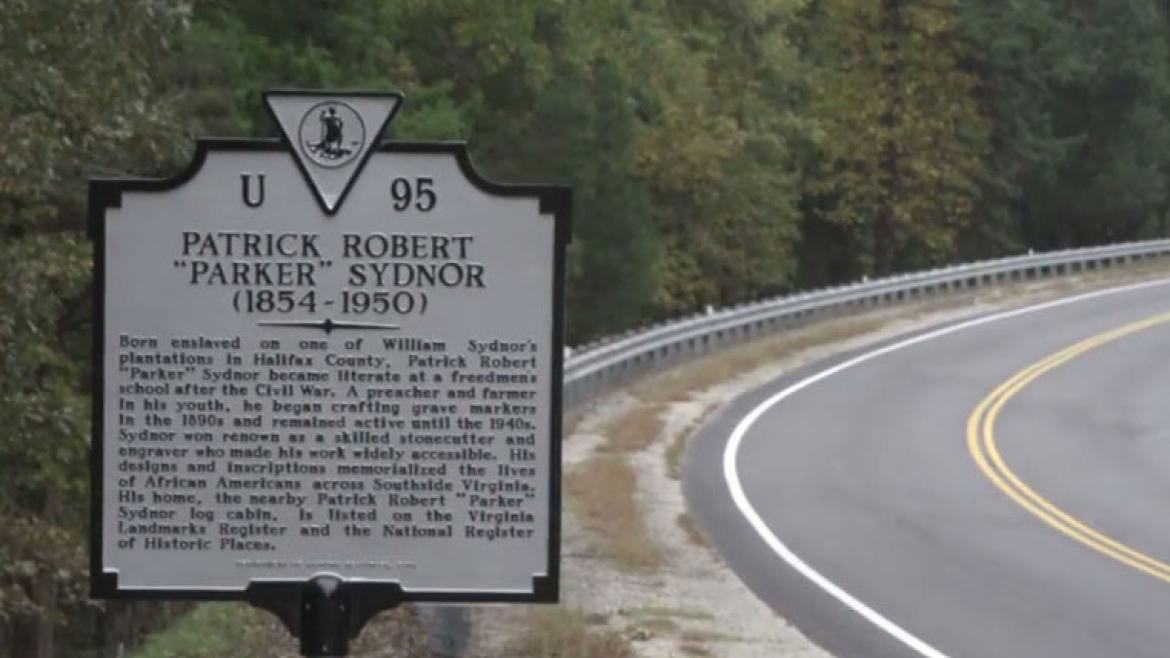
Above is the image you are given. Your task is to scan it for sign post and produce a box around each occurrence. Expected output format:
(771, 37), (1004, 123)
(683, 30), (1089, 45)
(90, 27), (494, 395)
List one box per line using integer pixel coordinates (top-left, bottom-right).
(89, 90), (569, 656)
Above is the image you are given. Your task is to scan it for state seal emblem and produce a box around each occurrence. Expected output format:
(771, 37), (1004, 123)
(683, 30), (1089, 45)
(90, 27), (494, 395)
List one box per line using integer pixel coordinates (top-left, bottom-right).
(298, 101), (365, 168)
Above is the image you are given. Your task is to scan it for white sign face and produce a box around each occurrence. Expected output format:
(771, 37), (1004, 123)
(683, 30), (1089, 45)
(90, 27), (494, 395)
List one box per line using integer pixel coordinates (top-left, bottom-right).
(91, 92), (567, 599)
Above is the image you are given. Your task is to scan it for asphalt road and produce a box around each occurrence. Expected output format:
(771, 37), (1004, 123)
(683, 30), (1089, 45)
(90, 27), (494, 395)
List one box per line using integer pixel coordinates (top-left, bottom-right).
(685, 279), (1170, 658)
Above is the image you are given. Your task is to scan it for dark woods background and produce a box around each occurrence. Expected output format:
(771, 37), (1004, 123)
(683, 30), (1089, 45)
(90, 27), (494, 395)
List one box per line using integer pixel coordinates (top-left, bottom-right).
(4, 0), (1170, 655)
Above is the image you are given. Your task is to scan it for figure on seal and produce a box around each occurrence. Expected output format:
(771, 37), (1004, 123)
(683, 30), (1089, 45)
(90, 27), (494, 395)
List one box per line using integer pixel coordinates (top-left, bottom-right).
(309, 106), (351, 160)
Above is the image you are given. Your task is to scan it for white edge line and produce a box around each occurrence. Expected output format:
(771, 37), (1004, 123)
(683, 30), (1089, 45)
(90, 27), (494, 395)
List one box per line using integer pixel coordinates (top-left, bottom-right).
(722, 277), (1170, 658)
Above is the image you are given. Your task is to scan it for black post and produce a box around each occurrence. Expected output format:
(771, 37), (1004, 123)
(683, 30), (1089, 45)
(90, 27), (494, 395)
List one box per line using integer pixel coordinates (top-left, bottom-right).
(247, 578), (404, 657)
(301, 575), (348, 657)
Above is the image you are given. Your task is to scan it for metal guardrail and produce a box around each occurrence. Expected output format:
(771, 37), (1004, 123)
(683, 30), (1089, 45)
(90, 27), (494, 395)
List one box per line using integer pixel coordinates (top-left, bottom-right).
(562, 239), (1170, 407)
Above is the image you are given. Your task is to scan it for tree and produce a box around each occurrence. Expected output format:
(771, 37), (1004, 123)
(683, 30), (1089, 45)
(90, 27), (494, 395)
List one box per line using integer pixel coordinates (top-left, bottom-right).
(628, 0), (806, 313)
(802, 0), (987, 277)
(511, 58), (658, 341)
(961, 0), (1170, 253)
(0, 1), (188, 655)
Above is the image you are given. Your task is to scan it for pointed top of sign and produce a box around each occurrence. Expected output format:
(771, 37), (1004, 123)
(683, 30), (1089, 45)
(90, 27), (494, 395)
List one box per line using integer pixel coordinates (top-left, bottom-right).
(264, 90), (403, 215)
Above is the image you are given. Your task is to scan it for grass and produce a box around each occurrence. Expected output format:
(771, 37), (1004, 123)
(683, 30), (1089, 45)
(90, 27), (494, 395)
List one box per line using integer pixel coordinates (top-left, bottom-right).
(665, 407), (718, 480)
(131, 602), (431, 658)
(510, 606), (634, 658)
(620, 605), (714, 621)
(600, 402), (665, 453)
(636, 616), (679, 634)
(565, 455), (660, 570)
(680, 629), (747, 643)
(128, 603), (268, 658)
(645, 315), (889, 485)
(664, 420), (692, 480)
(676, 512), (710, 548)
(564, 408), (586, 439)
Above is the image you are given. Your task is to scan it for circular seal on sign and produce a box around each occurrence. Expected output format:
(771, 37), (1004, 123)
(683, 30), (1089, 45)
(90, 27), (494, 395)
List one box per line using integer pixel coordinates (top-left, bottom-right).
(298, 100), (366, 168)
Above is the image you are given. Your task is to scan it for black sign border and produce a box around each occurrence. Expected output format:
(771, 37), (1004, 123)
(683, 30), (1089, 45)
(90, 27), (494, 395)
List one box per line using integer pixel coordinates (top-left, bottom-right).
(88, 138), (569, 606)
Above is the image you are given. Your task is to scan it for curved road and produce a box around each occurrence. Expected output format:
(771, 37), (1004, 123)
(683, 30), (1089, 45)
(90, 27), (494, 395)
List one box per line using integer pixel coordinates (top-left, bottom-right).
(685, 279), (1170, 657)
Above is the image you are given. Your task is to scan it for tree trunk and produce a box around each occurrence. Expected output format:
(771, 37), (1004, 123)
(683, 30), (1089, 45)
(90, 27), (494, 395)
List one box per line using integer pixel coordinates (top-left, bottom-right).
(32, 572), (54, 658)
(875, 0), (903, 275)
(32, 488), (60, 658)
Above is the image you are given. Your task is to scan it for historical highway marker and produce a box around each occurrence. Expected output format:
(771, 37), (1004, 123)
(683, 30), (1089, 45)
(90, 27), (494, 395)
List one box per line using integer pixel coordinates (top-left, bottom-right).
(89, 91), (569, 655)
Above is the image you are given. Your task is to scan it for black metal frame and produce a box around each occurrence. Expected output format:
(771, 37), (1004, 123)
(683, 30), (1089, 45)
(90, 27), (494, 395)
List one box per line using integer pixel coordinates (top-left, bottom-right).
(89, 134), (570, 653)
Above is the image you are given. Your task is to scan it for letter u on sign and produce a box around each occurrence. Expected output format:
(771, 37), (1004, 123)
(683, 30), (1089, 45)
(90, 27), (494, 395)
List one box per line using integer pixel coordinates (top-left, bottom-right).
(241, 173), (266, 208)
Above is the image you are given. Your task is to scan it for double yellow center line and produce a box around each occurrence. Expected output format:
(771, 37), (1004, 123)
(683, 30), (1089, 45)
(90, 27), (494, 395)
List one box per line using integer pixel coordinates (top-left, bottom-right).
(967, 310), (1170, 583)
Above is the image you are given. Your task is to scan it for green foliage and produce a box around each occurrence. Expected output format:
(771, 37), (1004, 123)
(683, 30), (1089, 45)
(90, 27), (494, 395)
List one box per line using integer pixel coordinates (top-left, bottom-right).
(0, 236), (91, 647)
(801, 0), (988, 277)
(556, 58), (658, 340)
(171, 0), (806, 335)
(961, 0), (1170, 252)
(8, 0), (1170, 653)
(0, 1), (188, 652)
(629, 0), (806, 313)
(127, 604), (266, 658)
(0, 510), (88, 627)
(0, 235), (91, 510)
(0, 0), (187, 232)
